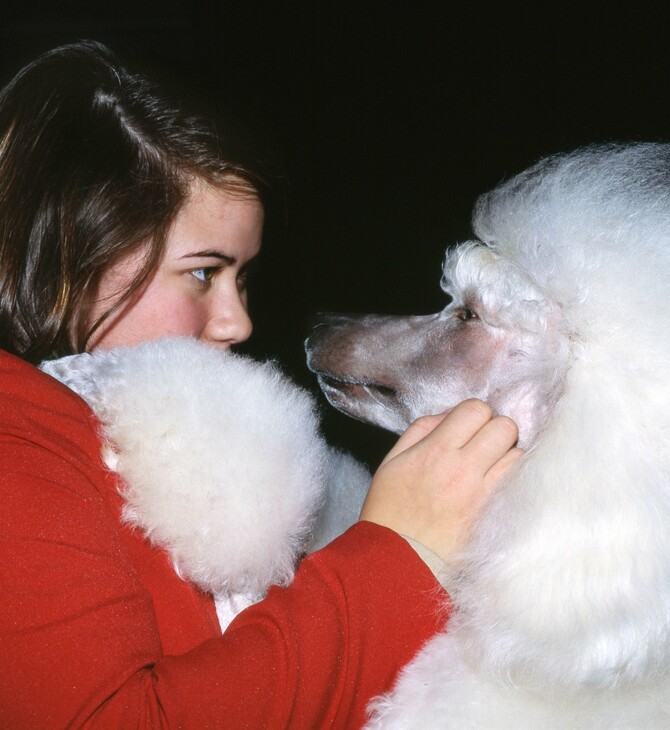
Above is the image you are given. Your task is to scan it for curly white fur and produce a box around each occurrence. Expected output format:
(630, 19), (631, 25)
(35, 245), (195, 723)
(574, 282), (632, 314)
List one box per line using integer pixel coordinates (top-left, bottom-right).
(366, 144), (670, 727)
(41, 338), (369, 629)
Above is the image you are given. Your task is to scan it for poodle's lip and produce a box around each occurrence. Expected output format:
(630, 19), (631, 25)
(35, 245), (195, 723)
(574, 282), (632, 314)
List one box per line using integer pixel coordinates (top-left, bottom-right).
(317, 374), (397, 402)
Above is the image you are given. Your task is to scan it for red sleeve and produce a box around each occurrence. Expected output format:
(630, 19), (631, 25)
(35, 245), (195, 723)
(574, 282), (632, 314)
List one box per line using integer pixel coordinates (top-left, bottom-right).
(0, 353), (446, 729)
(153, 522), (446, 729)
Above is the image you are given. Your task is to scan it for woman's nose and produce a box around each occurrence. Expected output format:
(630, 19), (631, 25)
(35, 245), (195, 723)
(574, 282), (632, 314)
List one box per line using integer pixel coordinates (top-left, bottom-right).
(201, 291), (253, 347)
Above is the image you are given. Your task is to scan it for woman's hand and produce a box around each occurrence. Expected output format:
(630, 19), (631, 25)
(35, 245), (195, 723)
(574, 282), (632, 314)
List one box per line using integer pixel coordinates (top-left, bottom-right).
(359, 399), (523, 561)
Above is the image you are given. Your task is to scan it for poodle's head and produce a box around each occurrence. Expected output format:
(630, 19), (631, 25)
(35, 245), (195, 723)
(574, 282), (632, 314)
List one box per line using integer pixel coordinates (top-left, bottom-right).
(307, 143), (670, 452)
(306, 247), (565, 449)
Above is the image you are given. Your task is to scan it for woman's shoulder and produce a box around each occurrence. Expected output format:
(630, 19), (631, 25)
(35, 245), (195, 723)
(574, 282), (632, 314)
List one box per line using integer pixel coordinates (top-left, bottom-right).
(0, 350), (90, 417)
(0, 349), (105, 472)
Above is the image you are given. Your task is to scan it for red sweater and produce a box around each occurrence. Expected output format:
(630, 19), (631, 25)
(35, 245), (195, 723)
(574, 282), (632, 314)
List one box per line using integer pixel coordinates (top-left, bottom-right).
(0, 350), (447, 729)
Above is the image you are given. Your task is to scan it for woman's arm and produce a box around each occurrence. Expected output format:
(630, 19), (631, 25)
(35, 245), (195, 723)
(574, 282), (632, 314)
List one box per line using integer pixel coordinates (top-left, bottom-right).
(0, 353), (445, 728)
(0, 354), (520, 728)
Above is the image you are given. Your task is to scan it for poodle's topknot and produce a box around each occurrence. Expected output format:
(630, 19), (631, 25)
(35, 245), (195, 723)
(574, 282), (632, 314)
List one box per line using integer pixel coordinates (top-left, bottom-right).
(472, 143), (670, 334)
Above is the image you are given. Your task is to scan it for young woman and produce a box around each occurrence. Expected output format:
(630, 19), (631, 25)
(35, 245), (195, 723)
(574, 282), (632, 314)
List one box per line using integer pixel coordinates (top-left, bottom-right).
(0, 42), (521, 727)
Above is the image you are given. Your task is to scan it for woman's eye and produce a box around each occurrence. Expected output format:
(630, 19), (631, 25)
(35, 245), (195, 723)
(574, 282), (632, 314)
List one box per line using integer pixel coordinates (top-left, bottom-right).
(455, 307), (478, 322)
(191, 267), (217, 283)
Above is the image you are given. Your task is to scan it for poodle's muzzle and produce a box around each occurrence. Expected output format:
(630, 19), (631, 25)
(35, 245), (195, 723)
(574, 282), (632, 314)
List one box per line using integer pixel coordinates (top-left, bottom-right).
(305, 311), (448, 434)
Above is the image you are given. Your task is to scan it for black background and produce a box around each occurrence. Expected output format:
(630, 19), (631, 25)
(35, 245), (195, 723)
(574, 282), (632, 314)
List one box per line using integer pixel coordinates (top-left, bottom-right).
(2, 3), (668, 466)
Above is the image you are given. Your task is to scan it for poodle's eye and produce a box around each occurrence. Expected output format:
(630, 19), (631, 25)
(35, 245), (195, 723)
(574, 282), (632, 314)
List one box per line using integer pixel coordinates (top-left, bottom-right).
(455, 307), (478, 322)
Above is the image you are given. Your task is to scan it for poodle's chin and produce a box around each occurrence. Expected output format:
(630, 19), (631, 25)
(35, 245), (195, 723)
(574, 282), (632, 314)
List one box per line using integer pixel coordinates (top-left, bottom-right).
(315, 373), (409, 434)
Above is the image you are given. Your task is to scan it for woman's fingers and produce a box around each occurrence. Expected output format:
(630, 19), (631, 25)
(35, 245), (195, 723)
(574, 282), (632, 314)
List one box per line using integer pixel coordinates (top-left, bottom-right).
(430, 399), (496, 450)
(360, 398), (524, 561)
(379, 412), (449, 465)
(380, 399), (496, 467)
(382, 400), (517, 474)
(461, 413), (520, 472)
(485, 446), (524, 484)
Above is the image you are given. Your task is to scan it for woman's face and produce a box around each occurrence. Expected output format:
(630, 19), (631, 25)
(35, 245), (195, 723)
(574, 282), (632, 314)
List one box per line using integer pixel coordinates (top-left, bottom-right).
(86, 180), (263, 350)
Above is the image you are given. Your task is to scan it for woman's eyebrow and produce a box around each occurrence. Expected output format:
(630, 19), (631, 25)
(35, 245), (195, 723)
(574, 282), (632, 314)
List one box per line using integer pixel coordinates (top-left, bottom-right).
(179, 250), (237, 264)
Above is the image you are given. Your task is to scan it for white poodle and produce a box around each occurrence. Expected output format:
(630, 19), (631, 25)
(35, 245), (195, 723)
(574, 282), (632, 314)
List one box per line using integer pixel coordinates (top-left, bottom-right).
(305, 143), (670, 727)
(41, 338), (369, 630)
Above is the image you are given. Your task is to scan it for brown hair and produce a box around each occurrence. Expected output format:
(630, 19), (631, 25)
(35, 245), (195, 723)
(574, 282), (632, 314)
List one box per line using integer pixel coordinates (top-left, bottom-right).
(0, 41), (269, 363)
